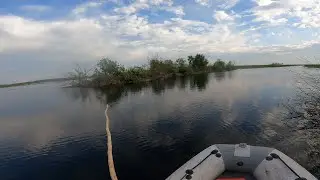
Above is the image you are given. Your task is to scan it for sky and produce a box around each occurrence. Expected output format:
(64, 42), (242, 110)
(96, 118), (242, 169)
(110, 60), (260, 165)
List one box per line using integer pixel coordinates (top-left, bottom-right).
(0, 0), (320, 83)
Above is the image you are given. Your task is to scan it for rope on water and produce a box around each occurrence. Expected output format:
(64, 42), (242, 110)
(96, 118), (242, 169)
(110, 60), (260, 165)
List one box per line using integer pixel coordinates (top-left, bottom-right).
(105, 105), (118, 180)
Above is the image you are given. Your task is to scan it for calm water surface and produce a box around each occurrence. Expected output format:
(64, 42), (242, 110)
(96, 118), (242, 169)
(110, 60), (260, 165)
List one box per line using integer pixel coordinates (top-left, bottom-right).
(0, 68), (317, 179)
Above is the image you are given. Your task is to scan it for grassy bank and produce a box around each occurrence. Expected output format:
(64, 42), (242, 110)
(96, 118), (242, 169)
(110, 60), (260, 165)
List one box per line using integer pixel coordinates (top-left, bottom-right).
(69, 54), (236, 87)
(0, 78), (69, 88)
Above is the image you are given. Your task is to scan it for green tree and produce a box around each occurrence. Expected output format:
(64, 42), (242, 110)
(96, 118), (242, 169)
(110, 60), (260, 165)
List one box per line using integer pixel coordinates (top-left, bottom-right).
(92, 58), (125, 86)
(188, 54), (209, 71)
(149, 58), (176, 76)
(149, 58), (162, 73)
(121, 66), (149, 83)
(94, 58), (124, 77)
(176, 58), (186, 67)
(176, 58), (189, 74)
(163, 59), (176, 73)
(225, 61), (235, 71)
(212, 59), (226, 71)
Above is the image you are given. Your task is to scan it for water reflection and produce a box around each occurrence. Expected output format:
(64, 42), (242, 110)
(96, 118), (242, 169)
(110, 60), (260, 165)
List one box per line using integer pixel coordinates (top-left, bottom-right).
(227, 71), (234, 79)
(63, 72), (235, 106)
(177, 76), (188, 90)
(150, 77), (178, 95)
(151, 80), (166, 95)
(213, 72), (226, 82)
(0, 68), (318, 180)
(63, 87), (91, 102)
(190, 73), (209, 91)
(63, 84), (146, 106)
(95, 87), (127, 104)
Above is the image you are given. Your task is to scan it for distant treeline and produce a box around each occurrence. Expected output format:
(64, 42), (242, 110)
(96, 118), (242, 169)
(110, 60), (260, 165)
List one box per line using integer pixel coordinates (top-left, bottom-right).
(235, 63), (300, 69)
(304, 64), (320, 68)
(68, 54), (236, 87)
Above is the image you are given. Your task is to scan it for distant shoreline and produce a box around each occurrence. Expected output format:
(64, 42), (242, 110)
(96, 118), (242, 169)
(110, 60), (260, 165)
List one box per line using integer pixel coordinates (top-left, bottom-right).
(1, 64), (318, 88)
(235, 64), (301, 69)
(0, 78), (70, 88)
(304, 64), (320, 68)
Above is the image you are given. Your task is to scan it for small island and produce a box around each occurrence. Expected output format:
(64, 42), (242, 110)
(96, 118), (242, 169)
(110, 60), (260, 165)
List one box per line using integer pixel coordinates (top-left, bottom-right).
(67, 54), (306, 88)
(68, 54), (236, 87)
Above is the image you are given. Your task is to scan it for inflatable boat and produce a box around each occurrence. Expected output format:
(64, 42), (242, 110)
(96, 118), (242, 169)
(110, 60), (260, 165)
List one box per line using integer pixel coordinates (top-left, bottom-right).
(166, 144), (317, 180)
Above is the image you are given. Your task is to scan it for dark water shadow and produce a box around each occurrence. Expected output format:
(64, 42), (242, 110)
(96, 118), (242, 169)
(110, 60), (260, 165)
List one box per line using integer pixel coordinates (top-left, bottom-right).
(151, 77), (178, 95)
(151, 80), (166, 95)
(62, 88), (91, 103)
(190, 73), (209, 91)
(177, 76), (188, 90)
(62, 84), (146, 106)
(94, 84), (147, 105)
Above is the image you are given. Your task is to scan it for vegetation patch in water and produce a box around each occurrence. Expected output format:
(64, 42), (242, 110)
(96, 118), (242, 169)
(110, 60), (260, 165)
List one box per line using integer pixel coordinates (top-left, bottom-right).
(68, 54), (236, 87)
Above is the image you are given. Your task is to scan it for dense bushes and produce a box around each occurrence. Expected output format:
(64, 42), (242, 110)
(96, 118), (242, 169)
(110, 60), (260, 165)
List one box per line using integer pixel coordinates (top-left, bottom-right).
(210, 59), (236, 71)
(175, 58), (190, 74)
(149, 58), (176, 76)
(69, 54), (235, 87)
(188, 54), (209, 71)
(68, 65), (91, 86)
(120, 66), (150, 84)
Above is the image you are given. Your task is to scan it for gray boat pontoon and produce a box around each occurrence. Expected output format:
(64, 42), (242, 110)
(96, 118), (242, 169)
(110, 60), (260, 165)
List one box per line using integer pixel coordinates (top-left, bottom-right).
(166, 144), (317, 180)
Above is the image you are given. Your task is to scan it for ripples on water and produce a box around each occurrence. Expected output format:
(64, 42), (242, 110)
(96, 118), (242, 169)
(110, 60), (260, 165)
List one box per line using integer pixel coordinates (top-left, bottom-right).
(0, 68), (317, 179)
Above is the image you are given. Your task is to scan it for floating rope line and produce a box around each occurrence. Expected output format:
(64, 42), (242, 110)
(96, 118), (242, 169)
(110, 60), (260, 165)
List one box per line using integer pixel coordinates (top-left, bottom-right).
(105, 105), (118, 180)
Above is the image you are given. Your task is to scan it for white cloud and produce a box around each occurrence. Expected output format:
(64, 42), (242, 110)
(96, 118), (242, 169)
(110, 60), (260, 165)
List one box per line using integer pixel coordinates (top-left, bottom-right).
(195, 0), (209, 6)
(255, 0), (273, 6)
(0, 15), (120, 60)
(114, 0), (184, 18)
(195, 0), (239, 9)
(20, 5), (51, 12)
(72, 1), (103, 15)
(150, 0), (173, 6)
(114, 0), (178, 15)
(0, 16), (50, 51)
(214, 11), (234, 22)
(218, 0), (239, 9)
(163, 6), (185, 16)
(1, 4), (319, 68)
(114, 1), (149, 15)
(0, 12), (250, 64)
(247, 40), (320, 53)
(252, 0), (320, 28)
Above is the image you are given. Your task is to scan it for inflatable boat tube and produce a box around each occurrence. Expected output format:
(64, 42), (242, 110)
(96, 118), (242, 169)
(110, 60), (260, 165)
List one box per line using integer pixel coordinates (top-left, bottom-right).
(166, 144), (317, 180)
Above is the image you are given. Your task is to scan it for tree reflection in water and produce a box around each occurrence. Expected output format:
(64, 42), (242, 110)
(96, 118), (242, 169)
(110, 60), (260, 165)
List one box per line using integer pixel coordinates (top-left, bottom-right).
(63, 72), (235, 105)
